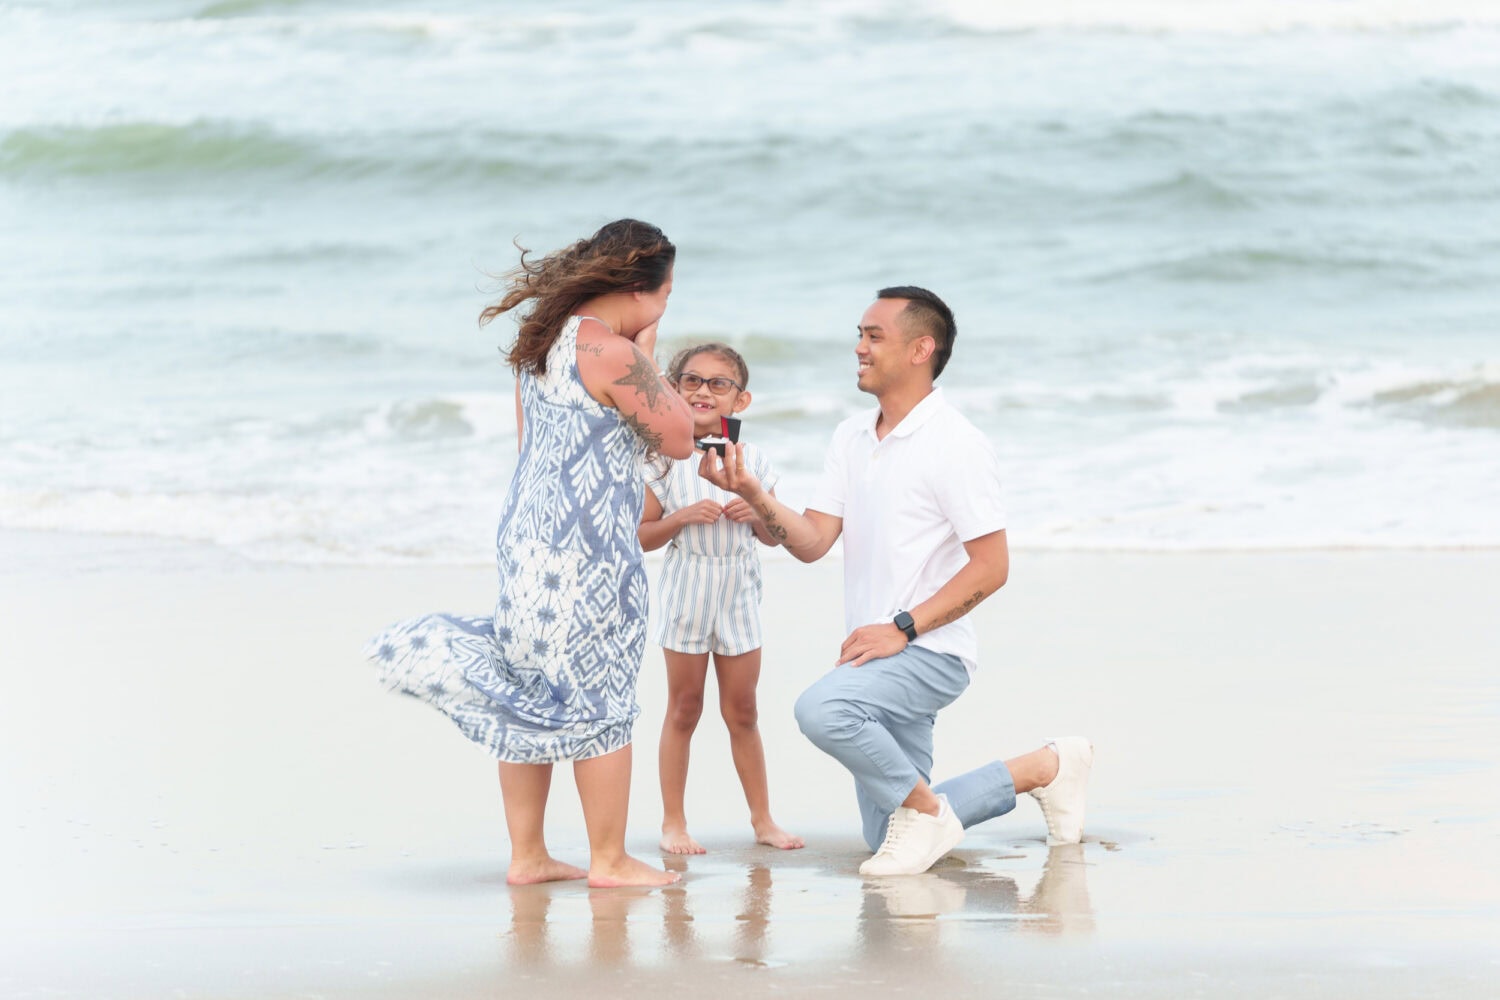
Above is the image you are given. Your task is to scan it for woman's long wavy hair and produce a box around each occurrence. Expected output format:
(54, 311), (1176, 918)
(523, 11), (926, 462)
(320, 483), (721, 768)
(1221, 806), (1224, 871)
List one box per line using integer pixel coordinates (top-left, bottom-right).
(481, 219), (676, 376)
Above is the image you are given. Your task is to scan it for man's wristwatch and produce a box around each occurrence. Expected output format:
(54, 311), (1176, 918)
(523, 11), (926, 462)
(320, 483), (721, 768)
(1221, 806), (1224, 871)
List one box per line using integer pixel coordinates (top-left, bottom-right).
(893, 610), (918, 642)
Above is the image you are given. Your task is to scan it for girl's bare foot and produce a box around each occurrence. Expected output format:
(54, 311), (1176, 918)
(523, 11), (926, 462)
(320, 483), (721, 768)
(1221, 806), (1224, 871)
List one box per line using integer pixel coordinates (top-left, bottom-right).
(589, 855), (681, 888)
(507, 855), (589, 885)
(754, 821), (805, 850)
(660, 825), (707, 855)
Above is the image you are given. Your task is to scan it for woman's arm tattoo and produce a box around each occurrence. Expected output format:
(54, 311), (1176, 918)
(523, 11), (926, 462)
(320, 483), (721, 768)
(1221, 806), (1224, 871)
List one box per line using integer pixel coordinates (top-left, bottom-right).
(620, 410), (664, 452)
(613, 348), (668, 411)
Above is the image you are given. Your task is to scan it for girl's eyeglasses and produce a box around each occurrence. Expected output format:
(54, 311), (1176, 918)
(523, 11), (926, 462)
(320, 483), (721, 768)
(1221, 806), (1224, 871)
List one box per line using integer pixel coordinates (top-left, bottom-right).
(673, 373), (743, 395)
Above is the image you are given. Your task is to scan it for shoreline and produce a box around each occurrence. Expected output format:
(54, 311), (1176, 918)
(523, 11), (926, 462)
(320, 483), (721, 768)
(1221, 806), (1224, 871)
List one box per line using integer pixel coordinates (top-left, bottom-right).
(6, 525), (1500, 579)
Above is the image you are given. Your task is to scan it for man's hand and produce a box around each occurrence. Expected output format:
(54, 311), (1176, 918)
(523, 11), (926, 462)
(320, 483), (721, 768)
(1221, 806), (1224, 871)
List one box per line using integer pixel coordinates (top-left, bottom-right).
(836, 623), (908, 667)
(698, 442), (763, 501)
(700, 444), (843, 562)
(672, 499), (723, 527)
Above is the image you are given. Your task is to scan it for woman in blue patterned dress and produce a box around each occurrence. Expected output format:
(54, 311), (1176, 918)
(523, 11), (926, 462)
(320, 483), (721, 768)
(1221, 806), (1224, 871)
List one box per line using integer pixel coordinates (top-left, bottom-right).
(366, 220), (695, 888)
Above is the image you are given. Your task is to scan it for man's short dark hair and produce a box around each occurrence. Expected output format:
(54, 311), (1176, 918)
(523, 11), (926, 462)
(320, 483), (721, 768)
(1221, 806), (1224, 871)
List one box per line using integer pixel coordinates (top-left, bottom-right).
(877, 286), (956, 379)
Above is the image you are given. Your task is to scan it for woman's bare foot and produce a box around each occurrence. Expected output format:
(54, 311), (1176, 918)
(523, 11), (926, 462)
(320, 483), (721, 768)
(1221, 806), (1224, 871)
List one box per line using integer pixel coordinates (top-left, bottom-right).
(754, 821), (805, 850)
(660, 825), (707, 855)
(507, 855), (589, 885)
(589, 854), (681, 888)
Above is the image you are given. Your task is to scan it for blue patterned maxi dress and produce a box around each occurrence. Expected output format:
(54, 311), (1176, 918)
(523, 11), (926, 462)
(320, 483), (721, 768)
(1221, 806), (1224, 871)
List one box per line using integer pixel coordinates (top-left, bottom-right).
(365, 316), (651, 763)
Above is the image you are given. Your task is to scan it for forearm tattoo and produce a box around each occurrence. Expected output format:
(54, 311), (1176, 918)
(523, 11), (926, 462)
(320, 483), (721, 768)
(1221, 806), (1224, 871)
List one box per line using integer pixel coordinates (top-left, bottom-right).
(755, 500), (790, 543)
(613, 347), (669, 411)
(935, 590), (987, 628)
(620, 409), (664, 452)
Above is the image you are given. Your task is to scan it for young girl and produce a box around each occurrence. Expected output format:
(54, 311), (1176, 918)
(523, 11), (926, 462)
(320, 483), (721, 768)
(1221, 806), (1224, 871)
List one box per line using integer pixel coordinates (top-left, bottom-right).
(639, 344), (804, 855)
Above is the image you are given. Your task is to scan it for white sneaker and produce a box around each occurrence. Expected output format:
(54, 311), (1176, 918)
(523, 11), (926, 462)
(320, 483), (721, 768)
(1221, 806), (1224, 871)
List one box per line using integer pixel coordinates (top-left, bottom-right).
(1028, 737), (1093, 846)
(858, 795), (966, 876)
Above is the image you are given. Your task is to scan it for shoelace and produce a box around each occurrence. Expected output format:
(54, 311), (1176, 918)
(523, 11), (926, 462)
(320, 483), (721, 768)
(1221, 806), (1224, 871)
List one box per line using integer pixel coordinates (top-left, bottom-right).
(874, 813), (912, 855)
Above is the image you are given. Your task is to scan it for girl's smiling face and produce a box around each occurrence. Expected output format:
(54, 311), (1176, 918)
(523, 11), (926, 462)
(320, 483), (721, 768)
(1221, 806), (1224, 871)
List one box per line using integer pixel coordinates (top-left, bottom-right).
(673, 351), (751, 437)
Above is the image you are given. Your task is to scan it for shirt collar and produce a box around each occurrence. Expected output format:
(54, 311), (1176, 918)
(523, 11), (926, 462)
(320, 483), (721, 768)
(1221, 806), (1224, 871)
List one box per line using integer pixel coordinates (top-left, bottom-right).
(862, 387), (947, 440)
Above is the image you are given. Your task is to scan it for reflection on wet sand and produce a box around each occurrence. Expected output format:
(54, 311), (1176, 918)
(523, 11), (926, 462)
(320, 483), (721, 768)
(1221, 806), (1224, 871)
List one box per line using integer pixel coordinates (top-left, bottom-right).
(502, 843), (1094, 973)
(1021, 844), (1096, 934)
(659, 859), (777, 966)
(733, 864), (774, 966)
(858, 845), (1095, 958)
(505, 884), (552, 967)
(588, 888), (655, 966)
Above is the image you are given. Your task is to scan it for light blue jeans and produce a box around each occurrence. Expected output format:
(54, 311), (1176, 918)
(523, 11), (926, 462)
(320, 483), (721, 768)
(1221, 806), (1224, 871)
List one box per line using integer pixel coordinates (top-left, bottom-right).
(794, 644), (1017, 851)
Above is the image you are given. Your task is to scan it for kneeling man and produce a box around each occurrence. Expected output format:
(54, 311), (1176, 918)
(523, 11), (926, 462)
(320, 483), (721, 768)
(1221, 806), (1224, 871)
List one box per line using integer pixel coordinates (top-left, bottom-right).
(701, 286), (1092, 875)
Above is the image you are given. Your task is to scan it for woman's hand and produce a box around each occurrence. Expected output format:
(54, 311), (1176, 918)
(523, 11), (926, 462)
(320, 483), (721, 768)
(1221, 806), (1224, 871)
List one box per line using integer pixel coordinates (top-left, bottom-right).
(632, 320), (660, 357)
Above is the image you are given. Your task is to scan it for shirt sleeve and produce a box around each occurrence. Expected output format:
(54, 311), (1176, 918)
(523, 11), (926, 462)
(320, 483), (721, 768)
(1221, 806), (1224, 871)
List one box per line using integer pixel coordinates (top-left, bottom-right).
(807, 422), (850, 517)
(935, 428), (1007, 541)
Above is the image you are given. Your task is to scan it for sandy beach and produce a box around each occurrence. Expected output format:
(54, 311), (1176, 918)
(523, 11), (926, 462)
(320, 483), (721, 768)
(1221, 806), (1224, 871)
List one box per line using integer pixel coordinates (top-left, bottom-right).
(2, 536), (1497, 998)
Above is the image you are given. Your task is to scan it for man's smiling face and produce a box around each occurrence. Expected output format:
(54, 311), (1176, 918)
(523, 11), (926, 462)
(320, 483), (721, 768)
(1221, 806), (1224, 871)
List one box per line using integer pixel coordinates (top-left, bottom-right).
(855, 297), (915, 396)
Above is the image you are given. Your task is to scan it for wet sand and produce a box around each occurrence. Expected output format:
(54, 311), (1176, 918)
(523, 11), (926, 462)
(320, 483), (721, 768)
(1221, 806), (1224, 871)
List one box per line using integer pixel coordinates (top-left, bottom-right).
(2, 538), (1497, 997)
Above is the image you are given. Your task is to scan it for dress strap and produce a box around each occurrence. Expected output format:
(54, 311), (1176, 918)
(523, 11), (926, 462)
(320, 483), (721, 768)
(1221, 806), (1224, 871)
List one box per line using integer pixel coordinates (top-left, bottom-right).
(573, 314), (615, 335)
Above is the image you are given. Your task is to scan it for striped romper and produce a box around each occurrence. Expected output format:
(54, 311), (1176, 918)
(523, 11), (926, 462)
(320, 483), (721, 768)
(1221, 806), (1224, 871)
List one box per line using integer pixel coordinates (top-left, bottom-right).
(649, 444), (779, 656)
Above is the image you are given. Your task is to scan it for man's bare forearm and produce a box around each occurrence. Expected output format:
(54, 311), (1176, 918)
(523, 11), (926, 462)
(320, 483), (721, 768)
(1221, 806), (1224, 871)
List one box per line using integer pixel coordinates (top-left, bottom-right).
(907, 535), (1009, 635)
(744, 488), (825, 562)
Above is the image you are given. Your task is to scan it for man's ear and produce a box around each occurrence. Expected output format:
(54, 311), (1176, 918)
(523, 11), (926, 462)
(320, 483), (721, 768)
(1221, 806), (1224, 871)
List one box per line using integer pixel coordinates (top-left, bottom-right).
(732, 389), (752, 414)
(910, 336), (935, 366)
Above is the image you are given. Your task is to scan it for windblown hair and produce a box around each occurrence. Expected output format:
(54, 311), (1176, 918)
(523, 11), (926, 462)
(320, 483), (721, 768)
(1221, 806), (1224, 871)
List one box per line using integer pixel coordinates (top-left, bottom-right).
(665, 342), (750, 388)
(481, 219), (676, 375)
(877, 285), (957, 380)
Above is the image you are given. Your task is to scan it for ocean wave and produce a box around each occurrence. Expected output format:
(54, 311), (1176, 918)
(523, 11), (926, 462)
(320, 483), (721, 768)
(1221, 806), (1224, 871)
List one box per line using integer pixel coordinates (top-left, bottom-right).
(5, 353), (1498, 566)
(923, 0), (1500, 36)
(0, 321), (402, 369)
(0, 119), (654, 185)
(1369, 374), (1500, 430)
(193, 0), (314, 18)
(220, 241), (408, 266)
(1189, 359), (1500, 431)
(0, 122), (317, 178)
(361, 395), (513, 443)
(1120, 170), (1255, 210)
(1085, 246), (1432, 285)
(171, 1), (1500, 40)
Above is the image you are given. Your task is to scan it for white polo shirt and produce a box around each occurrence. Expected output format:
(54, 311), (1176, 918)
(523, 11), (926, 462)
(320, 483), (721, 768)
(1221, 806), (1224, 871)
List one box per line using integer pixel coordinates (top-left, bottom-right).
(808, 388), (1006, 673)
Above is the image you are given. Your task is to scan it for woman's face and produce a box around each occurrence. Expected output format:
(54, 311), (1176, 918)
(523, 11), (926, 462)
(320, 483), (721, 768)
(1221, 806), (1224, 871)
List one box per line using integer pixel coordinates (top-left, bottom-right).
(631, 266), (673, 331)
